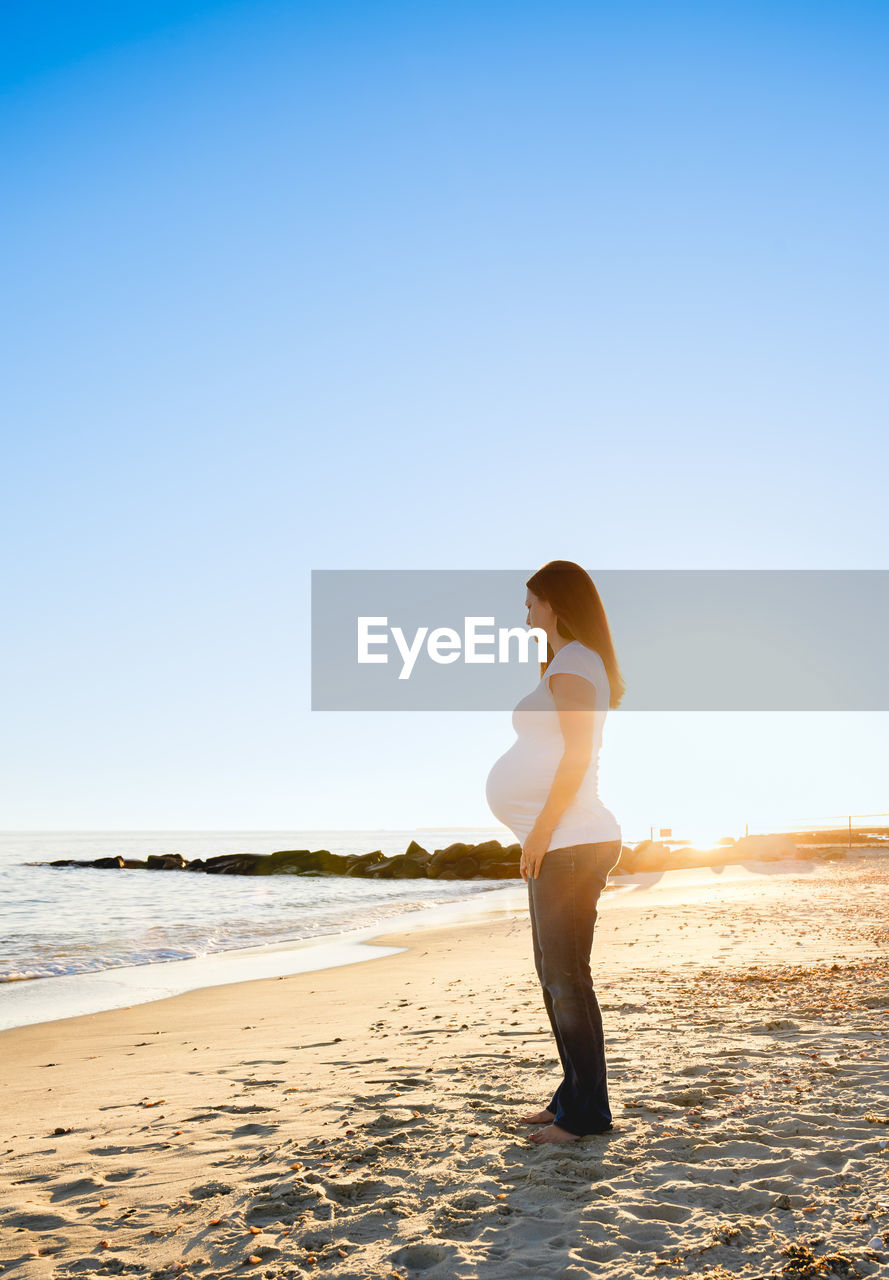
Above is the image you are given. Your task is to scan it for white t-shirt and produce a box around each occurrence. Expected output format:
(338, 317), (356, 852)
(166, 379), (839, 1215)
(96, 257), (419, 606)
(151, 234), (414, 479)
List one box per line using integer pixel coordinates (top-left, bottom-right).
(485, 640), (621, 852)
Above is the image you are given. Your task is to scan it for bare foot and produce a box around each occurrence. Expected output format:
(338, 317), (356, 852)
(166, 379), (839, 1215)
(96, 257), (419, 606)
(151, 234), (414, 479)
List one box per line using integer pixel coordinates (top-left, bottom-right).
(518, 1108), (555, 1125)
(528, 1122), (581, 1144)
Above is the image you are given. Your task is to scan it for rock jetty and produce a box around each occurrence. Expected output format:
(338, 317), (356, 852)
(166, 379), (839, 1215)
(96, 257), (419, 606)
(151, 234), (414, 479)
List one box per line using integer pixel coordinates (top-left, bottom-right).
(41, 839), (523, 880)
(29, 833), (835, 880)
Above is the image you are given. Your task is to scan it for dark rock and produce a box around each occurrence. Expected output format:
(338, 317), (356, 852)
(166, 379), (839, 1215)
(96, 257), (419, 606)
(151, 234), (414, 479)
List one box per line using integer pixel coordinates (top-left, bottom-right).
(262, 849), (351, 875)
(202, 854), (264, 876)
(48, 855), (127, 869)
(427, 843), (472, 878)
(364, 855), (427, 879)
(480, 843), (520, 862)
(403, 840), (430, 860)
(146, 854), (189, 870)
(402, 846), (431, 869)
(458, 855), (480, 876)
(471, 840), (509, 858)
(478, 861), (521, 879)
(343, 850), (386, 877)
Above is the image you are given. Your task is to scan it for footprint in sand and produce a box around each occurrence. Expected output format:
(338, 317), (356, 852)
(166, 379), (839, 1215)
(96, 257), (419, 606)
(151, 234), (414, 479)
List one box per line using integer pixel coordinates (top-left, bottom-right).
(324, 1176), (395, 1204)
(50, 1175), (106, 1199)
(246, 1186), (323, 1222)
(363, 1110), (423, 1131)
(660, 1088), (710, 1106)
(391, 1241), (457, 1269)
(450, 1191), (497, 1211)
(189, 1180), (233, 1199)
(2, 1210), (70, 1229)
(230, 1122), (279, 1137)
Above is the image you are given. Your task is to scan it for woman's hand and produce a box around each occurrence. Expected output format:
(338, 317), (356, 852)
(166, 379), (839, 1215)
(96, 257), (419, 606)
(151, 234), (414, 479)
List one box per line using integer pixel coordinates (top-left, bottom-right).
(521, 828), (552, 880)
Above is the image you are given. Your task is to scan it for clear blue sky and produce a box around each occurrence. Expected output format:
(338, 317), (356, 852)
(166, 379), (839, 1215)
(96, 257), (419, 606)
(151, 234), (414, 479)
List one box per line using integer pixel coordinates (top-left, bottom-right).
(2, 1), (887, 839)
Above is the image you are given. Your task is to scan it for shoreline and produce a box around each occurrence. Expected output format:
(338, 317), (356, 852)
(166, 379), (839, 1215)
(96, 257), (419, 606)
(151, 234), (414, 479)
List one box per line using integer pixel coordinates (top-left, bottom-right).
(1, 851), (883, 1035)
(0, 882), (528, 1033)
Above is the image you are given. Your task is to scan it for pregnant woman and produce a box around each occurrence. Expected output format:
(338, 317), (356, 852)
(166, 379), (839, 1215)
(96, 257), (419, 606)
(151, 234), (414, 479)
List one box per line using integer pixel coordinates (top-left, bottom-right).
(485, 560), (625, 1145)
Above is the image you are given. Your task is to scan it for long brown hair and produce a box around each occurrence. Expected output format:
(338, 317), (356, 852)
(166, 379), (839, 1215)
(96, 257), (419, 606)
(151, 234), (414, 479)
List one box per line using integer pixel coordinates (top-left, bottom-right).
(526, 560), (626, 709)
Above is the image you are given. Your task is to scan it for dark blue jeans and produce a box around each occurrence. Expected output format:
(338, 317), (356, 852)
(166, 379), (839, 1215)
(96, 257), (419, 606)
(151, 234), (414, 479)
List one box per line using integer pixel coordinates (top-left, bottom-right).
(527, 839), (622, 1136)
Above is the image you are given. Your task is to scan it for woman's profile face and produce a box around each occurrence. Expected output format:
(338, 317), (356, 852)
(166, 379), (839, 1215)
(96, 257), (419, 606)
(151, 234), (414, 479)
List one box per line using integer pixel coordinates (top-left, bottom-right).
(525, 588), (555, 633)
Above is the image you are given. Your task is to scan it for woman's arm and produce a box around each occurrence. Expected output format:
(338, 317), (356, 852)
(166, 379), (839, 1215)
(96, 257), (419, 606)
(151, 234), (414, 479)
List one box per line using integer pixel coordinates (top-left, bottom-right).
(521, 672), (596, 879)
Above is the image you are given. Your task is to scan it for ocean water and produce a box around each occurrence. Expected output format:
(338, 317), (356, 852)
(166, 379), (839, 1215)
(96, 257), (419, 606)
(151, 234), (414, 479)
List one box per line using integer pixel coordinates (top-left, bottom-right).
(0, 828), (517, 986)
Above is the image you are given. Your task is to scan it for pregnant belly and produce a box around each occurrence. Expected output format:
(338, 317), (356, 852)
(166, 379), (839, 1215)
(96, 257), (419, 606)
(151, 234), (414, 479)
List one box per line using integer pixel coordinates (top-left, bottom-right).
(485, 742), (560, 830)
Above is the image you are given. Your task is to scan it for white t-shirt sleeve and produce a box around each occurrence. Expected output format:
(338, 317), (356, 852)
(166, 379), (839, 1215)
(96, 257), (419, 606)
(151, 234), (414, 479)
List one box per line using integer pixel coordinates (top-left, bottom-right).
(544, 644), (606, 704)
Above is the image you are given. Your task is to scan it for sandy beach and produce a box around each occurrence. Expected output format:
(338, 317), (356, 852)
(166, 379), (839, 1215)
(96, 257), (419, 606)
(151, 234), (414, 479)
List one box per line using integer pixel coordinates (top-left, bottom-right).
(2, 853), (888, 1280)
